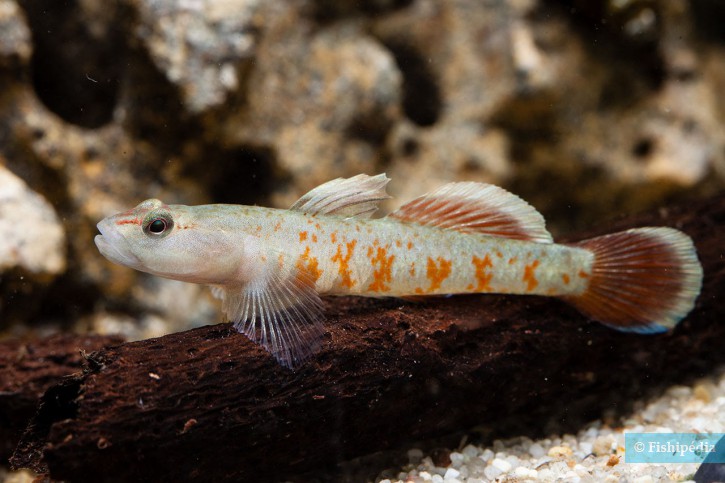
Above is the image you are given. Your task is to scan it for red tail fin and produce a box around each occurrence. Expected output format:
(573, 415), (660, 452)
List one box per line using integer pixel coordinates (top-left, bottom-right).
(564, 227), (702, 333)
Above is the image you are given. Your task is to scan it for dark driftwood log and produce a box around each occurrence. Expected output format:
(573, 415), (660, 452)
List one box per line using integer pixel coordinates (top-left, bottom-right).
(0, 334), (124, 465)
(10, 194), (725, 482)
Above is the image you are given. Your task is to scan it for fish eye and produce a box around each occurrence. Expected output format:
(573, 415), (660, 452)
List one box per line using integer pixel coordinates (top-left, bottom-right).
(143, 212), (173, 237)
(149, 219), (166, 233)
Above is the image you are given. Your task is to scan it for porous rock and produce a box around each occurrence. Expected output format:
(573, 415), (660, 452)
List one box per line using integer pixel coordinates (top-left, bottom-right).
(0, 163), (65, 276)
(0, 0), (31, 67)
(223, 20), (403, 203)
(128, 0), (262, 113)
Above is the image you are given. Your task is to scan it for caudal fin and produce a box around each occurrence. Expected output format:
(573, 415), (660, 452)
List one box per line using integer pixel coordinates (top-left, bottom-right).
(565, 227), (702, 333)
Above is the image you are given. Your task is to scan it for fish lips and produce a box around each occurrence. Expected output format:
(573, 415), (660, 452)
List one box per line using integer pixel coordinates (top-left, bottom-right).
(95, 219), (143, 269)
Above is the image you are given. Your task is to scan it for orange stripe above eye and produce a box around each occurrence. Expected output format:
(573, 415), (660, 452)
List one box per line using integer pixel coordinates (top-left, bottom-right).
(116, 218), (140, 226)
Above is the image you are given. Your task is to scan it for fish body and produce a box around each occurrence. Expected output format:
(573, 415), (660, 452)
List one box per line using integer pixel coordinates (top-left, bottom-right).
(95, 174), (703, 368)
(157, 206), (591, 298)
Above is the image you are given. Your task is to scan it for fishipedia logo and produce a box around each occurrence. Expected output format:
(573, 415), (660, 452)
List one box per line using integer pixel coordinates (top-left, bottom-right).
(625, 433), (725, 463)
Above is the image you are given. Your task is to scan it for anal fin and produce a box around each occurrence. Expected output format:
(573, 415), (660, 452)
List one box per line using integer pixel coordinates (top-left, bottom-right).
(215, 266), (325, 369)
(387, 182), (553, 243)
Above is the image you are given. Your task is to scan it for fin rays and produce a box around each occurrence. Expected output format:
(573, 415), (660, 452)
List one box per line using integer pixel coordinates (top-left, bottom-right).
(564, 227), (702, 332)
(216, 267), (325, 369)
(388, 182), (553, 243)
(290, 173), (391, 218)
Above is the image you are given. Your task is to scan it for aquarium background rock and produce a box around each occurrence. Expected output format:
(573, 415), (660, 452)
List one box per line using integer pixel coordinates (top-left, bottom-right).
(0, 0), (723, 338)
(0, 164), (65, 277)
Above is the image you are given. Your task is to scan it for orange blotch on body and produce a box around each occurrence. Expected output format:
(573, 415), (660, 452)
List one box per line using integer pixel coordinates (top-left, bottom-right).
(299, 231), (308, 242)
(523, 260), (541, 292)
(472, 254), (493, 291)
(296, 246), (322, 283)
(331, 240), (357, 288)
(425, 256), (452, 292)
(578, 270), (589, 279)
(562, 273), (570, 285)
(367, 246), (395, 292)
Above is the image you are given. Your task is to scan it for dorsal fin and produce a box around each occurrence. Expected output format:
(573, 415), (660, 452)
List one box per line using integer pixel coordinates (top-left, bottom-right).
(387, 182), (553, 243)
(290, 173), (390, 218)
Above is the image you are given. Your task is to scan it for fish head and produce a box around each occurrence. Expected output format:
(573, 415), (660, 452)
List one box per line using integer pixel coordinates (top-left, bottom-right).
(95, 199), (241, 284)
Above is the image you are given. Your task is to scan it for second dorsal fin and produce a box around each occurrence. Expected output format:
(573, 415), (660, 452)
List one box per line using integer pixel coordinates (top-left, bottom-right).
(387, 182), (553, 243)
(290, 173), (391, 218)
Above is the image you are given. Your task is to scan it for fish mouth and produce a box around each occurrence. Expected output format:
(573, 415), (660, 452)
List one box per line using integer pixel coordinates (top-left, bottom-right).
(95, 220), (142, 268)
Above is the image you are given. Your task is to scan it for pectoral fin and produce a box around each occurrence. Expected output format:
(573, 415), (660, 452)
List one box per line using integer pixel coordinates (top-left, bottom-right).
(214, 267), (325, 369)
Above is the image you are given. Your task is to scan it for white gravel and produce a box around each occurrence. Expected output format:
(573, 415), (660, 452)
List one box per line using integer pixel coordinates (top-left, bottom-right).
(379, 367), (725, 482)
